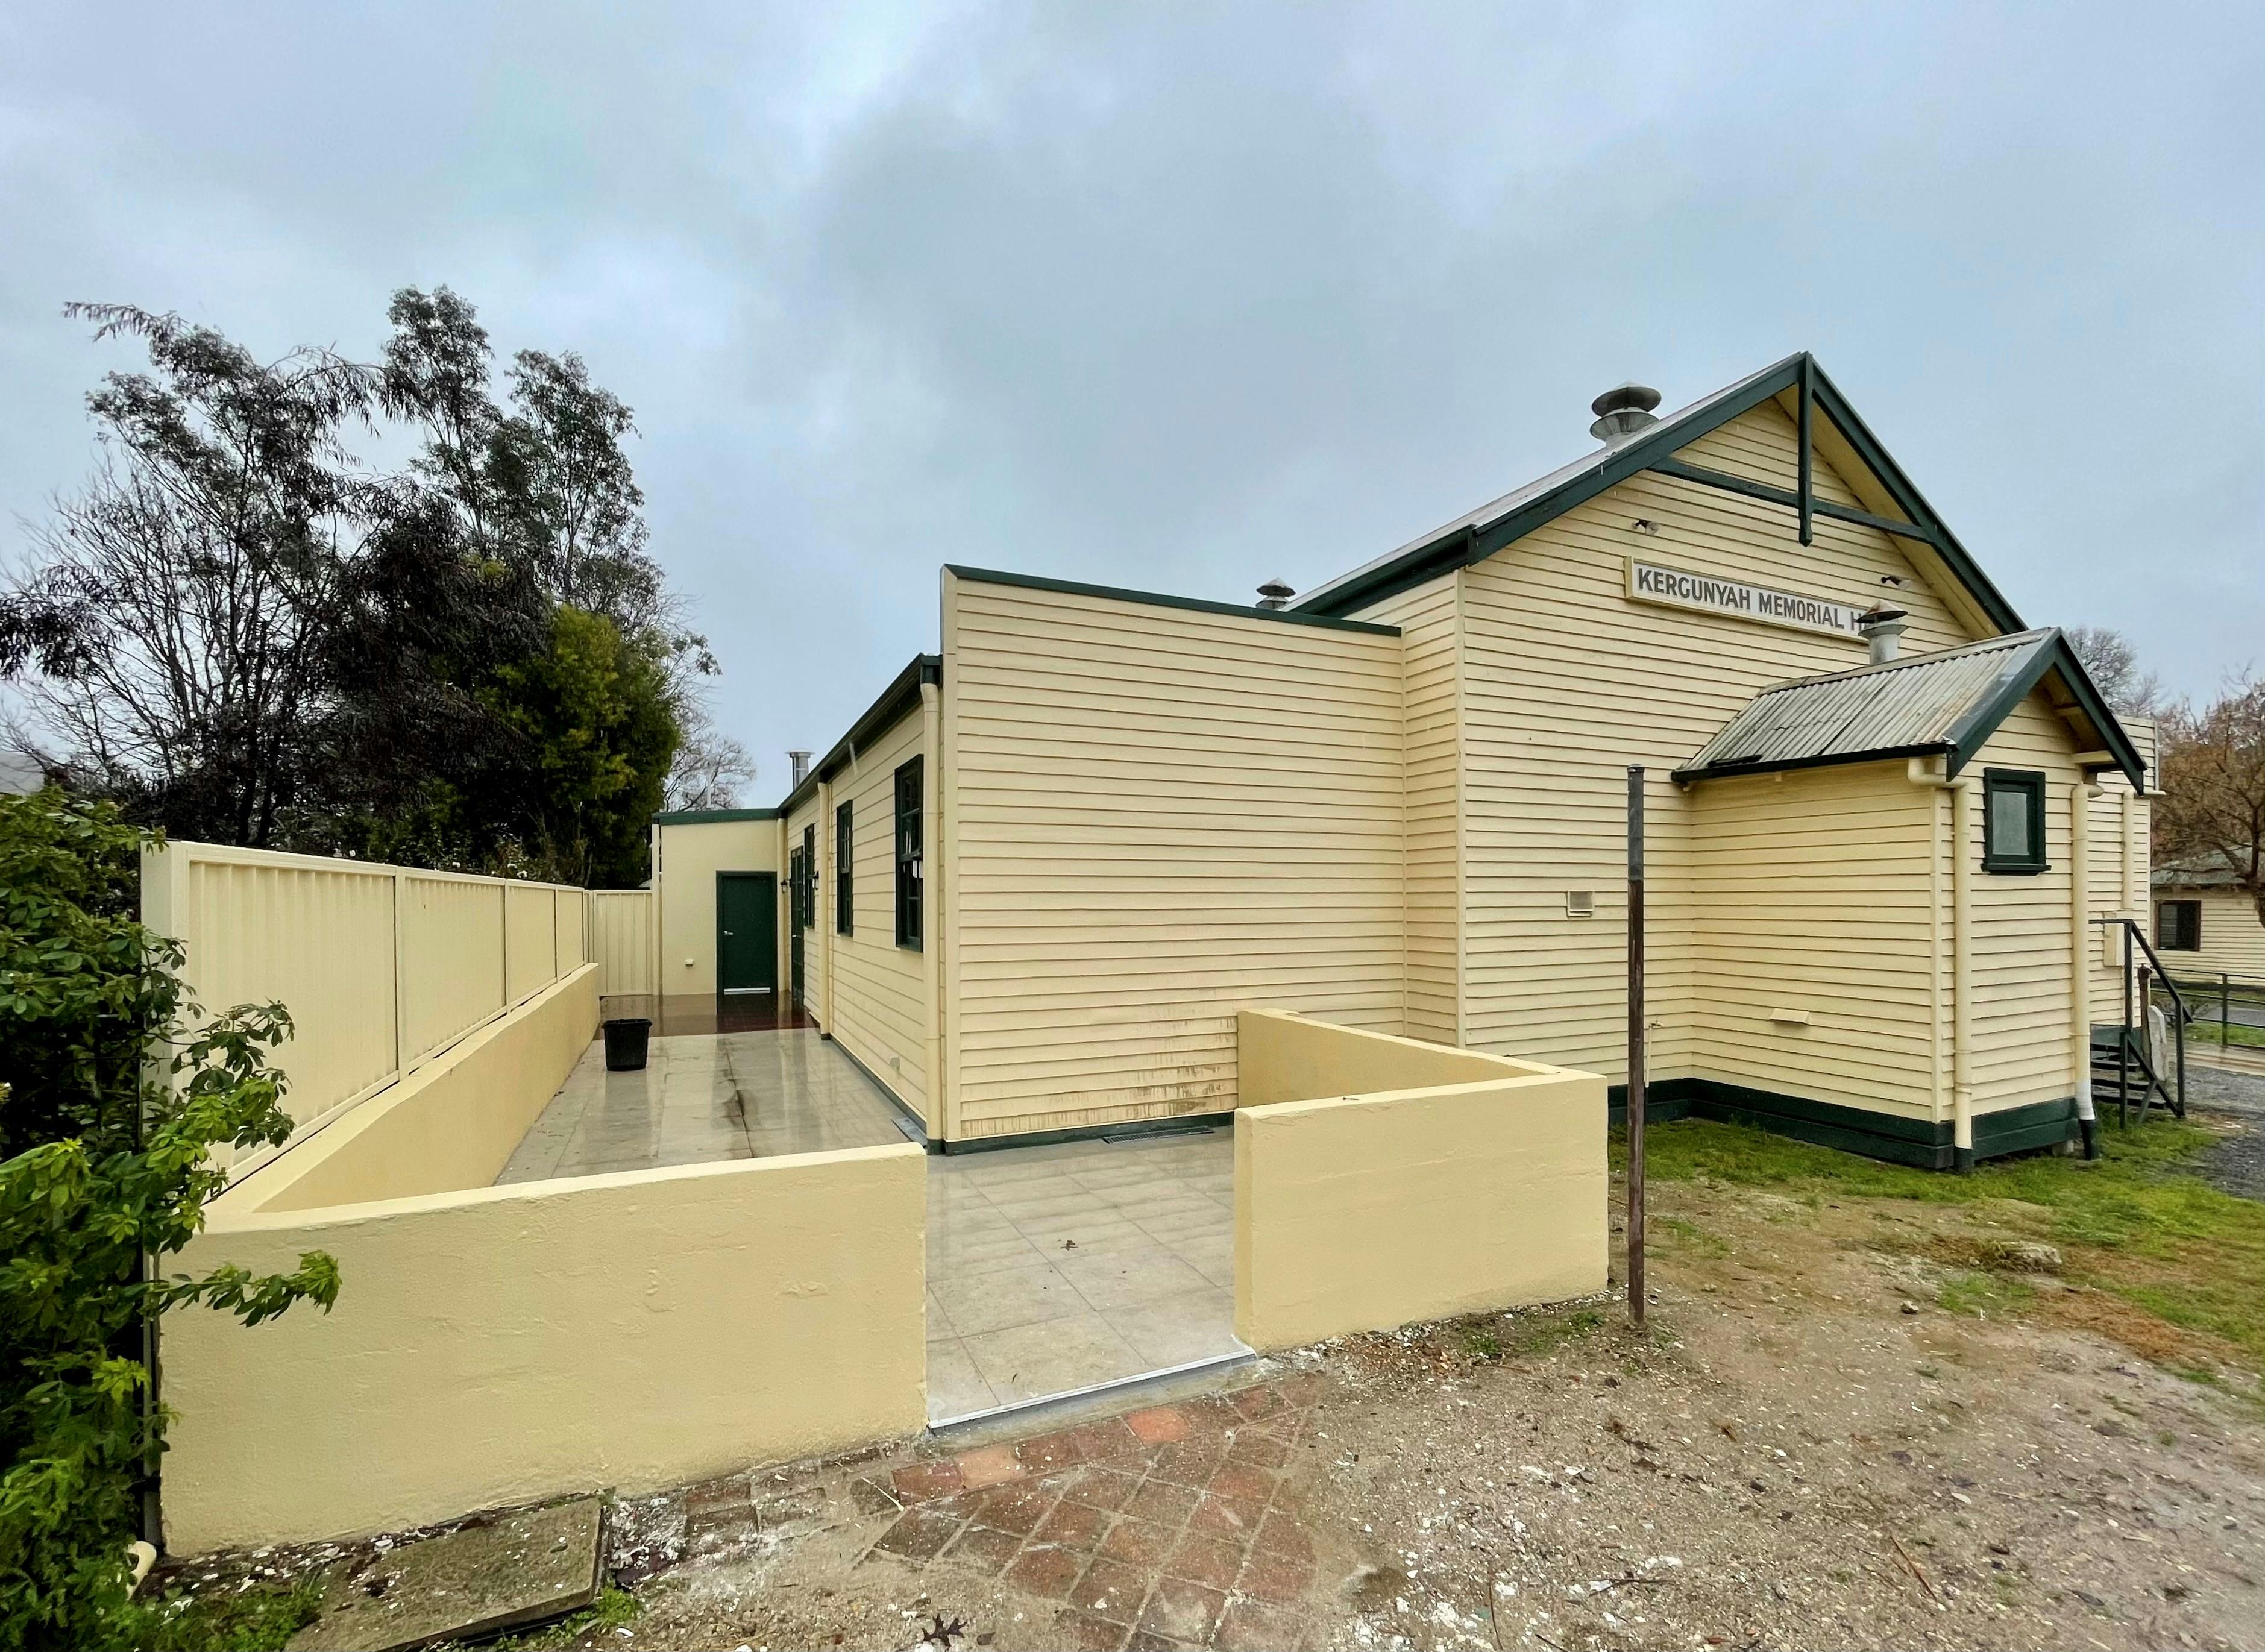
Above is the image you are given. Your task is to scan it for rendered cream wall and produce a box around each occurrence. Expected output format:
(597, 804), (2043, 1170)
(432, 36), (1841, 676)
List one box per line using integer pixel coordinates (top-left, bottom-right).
(1236, 1009), (1510, 1105)
(1233, 1016), (1606, 1351)
(163, 1142), (926, 1553)
(941, 572), (1406, 1141)
(655, 818), (781, 995)
(1401, 400), (1984, 1084)
(811, 709), (934, 1120)
(1686, 764), (1940, 1120)
(216, 966), (598, 1214)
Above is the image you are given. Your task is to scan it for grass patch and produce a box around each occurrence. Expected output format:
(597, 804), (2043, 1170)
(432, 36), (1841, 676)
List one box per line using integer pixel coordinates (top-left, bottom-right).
(116, 1579), (325, 1652)
(1500, 1305), (1606, 1358)
(482, 1586), (642, 1650)
(1937, 1269), (2037, 1319)
(1654, 1214), (1729, 1255)
(2188, 1020), (2265, 1048)
(1621, 1117), (2265, 1375)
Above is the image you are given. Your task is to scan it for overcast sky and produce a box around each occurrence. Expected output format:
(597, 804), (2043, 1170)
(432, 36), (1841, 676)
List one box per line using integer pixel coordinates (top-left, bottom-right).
(4, 3), (2260, 796)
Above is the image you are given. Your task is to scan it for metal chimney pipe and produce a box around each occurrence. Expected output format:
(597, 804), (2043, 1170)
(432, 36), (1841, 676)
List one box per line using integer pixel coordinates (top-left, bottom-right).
(1255, 577), (1295, 611)
(1590, 383), (1662, 446)
(788, 750), (812, 788)
(1857, 605), (1910, 665)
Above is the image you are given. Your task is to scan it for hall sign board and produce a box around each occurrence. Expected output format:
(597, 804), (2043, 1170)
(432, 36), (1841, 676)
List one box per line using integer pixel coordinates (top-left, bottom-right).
(1627, 559), (1866, 641)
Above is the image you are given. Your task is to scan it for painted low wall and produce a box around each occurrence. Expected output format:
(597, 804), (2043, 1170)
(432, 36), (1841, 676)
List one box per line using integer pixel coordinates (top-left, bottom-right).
(217, 963), (600, 1214)
(163, 1143), (927, 1553)
(1233, 1011), (1607, 1351)
(1236, 1008), (1519, 1107)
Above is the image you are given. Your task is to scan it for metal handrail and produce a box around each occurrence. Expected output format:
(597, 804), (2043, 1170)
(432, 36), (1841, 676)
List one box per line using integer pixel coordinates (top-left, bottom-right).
(2090, 917), (2188, 1123)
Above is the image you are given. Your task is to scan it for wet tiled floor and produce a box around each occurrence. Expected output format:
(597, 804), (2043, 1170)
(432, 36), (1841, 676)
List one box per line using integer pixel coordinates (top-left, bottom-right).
(926, 1132), (1244, 1422)
(495, 1029), (909, 1183)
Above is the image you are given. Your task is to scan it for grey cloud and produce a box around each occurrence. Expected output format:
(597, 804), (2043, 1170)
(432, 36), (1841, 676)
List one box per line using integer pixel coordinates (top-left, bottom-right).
(2, 1), (2258, 788)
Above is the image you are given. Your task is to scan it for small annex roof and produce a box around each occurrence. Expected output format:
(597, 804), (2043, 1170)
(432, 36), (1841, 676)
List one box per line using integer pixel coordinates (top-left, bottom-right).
(1674, 627), (2147, 789)
(2153, 852), (2252, 890)
(1289, 352), (2025, 644)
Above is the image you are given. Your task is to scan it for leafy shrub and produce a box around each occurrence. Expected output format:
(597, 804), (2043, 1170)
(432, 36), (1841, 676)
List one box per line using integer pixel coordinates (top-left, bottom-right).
(0, 789), (338, 1650)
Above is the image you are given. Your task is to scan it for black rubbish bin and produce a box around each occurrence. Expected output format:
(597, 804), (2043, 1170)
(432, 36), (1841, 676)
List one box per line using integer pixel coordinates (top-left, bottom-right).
(602, 1017), (652, 1072)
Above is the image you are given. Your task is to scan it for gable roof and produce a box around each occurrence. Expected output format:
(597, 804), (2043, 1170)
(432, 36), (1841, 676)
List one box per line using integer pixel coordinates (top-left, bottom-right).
(1674, 627), (2146, 788)
(1290, 352), (2025, 640)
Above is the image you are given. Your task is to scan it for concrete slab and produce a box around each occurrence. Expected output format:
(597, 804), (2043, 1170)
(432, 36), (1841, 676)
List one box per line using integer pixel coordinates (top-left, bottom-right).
(497, 1028), (907, 1183)
(286, 1497), (603, 1651)
(926, 1131), (1245, 1422)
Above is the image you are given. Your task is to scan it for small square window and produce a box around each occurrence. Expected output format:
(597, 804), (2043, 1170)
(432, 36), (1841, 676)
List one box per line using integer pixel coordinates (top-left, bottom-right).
(1981, 770), (2047, 874)
(2156, 899), (2201, 952)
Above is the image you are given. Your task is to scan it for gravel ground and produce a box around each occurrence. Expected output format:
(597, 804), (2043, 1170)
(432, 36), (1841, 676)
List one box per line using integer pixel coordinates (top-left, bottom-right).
(2184, 1066), (2265, 1202)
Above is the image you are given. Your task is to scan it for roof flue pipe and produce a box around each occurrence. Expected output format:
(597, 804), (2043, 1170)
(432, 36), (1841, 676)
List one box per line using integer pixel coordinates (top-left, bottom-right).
(788, 750), (812, 788)
(1858, 605), (1910, 666)
(1589, 383), (1662, 446)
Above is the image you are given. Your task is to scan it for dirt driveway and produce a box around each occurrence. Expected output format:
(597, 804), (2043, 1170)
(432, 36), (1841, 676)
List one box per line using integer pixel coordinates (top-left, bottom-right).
(548, 1148), (2265, 1652)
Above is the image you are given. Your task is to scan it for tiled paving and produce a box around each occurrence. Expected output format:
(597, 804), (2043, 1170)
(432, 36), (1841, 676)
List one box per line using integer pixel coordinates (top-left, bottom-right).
(495, 1028), (908, 1183)
(850, 1380), (1328, 1650)
(926, 1132), (1243, 1422)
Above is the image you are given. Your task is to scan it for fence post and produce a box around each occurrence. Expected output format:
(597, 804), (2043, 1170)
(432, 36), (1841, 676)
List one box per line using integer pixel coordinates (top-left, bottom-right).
(392, 870), (406, 1078)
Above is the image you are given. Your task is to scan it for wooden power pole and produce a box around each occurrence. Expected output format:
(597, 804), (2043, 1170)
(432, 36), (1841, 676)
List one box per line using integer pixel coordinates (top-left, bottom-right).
(1626, 765), (1647, 1327)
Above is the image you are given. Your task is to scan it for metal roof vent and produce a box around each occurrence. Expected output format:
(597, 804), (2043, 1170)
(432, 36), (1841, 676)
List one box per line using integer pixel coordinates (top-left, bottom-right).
(1857, 604), (1910, 666)
(1589, 382), (1662, 446)
(788, 750), (812, 788)
(1255, 577), (1295, 611)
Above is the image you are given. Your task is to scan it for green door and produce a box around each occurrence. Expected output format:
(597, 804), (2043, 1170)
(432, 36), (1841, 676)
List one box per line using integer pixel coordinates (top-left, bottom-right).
(717, 872), (777, 995)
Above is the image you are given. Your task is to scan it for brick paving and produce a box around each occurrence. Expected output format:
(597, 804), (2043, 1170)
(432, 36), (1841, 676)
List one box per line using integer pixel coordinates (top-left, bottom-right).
(856, 1378), (1328, 1651)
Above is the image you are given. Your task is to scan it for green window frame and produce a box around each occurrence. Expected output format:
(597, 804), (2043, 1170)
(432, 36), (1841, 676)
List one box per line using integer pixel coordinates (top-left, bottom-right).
(1981, 769), (2047, 874)
(894, 756), (923, 950)
(800, 825), (817, 928)
(835, 800), (855, 935)
(2156, 898), (2201, 952)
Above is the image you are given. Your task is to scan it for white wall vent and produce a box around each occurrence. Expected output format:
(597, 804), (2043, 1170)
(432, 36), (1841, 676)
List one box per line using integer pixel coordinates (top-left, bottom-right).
(1565, 890), (1595, 918)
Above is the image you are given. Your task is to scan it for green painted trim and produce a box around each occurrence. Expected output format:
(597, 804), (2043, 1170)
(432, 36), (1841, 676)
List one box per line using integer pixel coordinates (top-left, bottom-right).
(816, 1028), (929, 1142)
(1672, 742), (1949, 786)
(777, 653), (941, 816)
(1944, 630), (2146, 790)
(1607, 1077), (2078, 1170)
(1979, 768), (2049, 873)
(653, 806), (781, 826)
(938, 1111), (1234, 1155)
(1646, 457), (1938, 544)
(946, 564), (1401, 637)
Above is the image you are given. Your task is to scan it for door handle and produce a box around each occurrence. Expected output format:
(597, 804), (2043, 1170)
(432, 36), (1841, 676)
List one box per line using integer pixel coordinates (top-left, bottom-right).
(723, 929), (733, 935)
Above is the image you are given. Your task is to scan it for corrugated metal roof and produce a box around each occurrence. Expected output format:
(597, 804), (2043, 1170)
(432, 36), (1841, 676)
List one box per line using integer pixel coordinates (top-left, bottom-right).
(1677, 630), (2058, 779)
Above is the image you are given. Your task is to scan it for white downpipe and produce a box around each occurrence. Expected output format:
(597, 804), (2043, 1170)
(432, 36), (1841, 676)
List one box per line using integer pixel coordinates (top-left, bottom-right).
(1950, 776), (1976, 1170)
(2070, 780), (2099, 1135)
(1908, 758), (1974, 1169)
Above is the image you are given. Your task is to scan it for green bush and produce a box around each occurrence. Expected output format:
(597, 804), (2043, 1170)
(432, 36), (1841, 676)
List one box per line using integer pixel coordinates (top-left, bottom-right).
(0, 789), (338, 1650)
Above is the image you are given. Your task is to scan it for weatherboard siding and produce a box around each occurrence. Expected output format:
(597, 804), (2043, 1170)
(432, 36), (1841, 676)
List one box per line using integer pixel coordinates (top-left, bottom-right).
(2159, 890), (2265, 983)
(1422, 399), (1979, 1082)
(1962, 694), (2087, 1113)
(1363, 574), (1463, 1044)
(818, 708), (932, 1120)
(1688, 763), (1940, 1120)
(941, 570), (1404, 1140)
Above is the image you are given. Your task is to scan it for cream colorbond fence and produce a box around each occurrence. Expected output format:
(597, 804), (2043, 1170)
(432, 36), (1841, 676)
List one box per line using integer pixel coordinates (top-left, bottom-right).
(590, 888), (658, 996)
(142, 841), (592, 1173)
